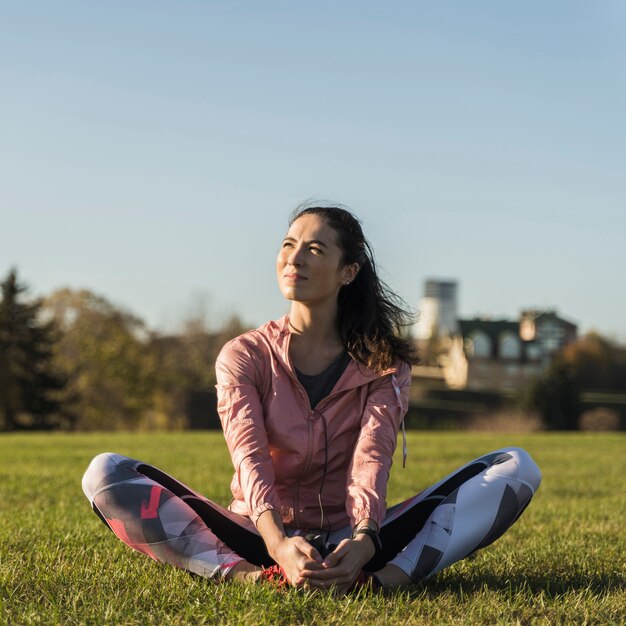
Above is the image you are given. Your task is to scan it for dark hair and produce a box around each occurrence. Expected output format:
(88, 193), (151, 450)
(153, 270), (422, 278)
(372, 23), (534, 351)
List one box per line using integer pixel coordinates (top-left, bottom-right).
(289, 204), (419, 372)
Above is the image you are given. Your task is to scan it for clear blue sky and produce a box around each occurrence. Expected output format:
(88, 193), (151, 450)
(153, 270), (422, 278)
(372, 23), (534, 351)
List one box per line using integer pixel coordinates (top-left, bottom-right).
(2, 1), (625, 339)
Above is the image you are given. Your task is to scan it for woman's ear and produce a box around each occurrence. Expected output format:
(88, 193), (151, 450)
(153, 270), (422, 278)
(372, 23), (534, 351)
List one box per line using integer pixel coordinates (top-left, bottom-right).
(342, 262), (360, 285)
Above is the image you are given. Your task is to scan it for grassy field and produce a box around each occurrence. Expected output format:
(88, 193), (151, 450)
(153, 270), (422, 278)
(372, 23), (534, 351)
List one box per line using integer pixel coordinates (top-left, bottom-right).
(0, 431), (624, 625)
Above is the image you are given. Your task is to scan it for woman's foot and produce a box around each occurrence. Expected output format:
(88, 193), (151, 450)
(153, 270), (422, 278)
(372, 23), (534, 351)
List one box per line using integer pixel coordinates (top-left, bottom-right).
(225, 560), (263, 583)
(373, 564), (411, 588)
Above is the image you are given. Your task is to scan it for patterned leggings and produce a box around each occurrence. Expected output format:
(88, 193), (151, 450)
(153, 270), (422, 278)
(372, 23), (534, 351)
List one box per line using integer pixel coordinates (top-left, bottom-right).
(82, 448), (541, 582)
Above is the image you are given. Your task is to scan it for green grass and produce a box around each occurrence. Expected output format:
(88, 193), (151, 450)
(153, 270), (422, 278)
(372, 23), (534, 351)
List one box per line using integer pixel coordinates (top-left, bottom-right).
(0, 432), (624, 625)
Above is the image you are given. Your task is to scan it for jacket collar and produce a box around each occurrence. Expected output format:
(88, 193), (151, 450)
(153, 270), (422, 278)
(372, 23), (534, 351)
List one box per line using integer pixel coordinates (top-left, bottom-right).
(263, 315), (397, 390)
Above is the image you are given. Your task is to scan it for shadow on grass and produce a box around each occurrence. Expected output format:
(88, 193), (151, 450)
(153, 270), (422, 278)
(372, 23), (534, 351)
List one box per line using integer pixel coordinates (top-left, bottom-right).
(405, 571), (622, 599)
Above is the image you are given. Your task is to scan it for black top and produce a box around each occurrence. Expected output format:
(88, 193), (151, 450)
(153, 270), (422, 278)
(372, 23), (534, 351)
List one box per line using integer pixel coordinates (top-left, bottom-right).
(295, 351), (351, 408)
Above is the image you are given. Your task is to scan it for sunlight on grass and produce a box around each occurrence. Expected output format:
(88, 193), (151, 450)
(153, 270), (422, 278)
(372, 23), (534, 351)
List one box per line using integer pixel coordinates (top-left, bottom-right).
(0, 432), (624, 625)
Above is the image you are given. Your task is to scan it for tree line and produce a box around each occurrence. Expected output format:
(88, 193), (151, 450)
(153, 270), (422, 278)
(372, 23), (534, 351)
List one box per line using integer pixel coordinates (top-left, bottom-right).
(0, 269), (246, 431)
(2, 267), (626, 431)
(523, 331), (626, 430)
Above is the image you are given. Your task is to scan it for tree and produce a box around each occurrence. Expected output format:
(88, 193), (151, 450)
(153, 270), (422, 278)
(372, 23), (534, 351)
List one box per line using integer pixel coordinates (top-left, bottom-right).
(561, 332), (626, 392)
(523, 358), (581, 430)
(0, 269), (66, 430)
(523, 332), (626, 430)
(147, 313), (248, 428)
(44, 288), (155, 430)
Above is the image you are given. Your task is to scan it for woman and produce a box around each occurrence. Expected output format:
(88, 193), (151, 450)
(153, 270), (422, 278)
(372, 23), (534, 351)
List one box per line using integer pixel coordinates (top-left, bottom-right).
(82, 204), (541, 594)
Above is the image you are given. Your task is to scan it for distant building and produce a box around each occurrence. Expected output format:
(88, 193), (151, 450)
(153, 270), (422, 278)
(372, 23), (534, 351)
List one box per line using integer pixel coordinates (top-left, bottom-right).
(413, 280), (578, 391)
(519, 309), (578, 355)
(414, 279), (459, 340)
(444, 310), (578, 390)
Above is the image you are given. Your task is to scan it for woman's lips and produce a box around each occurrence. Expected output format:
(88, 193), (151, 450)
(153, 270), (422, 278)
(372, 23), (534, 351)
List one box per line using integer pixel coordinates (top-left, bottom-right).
(284, 273), (307, 281)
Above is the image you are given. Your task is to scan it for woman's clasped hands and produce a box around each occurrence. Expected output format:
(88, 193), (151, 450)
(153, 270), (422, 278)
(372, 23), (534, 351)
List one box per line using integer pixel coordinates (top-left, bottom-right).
(290, 536), (376, 595)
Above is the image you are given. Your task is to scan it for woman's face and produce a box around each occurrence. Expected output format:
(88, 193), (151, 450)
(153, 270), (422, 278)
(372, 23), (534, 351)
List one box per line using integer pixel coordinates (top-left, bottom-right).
(276, 213), (358, 307)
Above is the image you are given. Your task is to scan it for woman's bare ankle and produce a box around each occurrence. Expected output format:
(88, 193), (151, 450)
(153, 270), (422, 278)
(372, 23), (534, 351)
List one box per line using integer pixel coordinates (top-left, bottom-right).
(225, 561), (263, 583)
(373, 564), (411, 588)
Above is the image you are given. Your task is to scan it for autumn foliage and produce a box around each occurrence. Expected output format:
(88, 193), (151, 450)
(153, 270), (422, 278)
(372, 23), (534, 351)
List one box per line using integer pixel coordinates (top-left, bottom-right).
(0, 269), (247, 431)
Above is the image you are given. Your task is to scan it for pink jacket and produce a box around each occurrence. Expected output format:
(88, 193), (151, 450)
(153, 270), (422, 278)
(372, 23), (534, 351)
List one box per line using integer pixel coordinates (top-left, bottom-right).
(215, 315), (411, 531)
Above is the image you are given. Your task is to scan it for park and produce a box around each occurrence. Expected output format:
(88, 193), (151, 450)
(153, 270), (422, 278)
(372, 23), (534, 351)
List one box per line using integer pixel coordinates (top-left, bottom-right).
(3, 2), (626, 624)
(1, 430), (623, 624)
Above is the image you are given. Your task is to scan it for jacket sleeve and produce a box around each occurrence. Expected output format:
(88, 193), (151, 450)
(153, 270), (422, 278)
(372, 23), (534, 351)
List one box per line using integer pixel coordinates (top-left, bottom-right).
(215, 337), (283, 524)
(346, 361), (411, 528)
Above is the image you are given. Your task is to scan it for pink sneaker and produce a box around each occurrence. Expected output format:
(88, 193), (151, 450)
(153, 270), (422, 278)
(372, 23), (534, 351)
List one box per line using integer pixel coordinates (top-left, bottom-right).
(259, 564), (289, 588)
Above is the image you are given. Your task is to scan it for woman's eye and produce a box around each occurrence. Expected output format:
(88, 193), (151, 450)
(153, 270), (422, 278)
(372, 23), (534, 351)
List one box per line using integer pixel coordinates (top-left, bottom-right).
(282, 241), (293, 248)
(310, 247), (322, 254)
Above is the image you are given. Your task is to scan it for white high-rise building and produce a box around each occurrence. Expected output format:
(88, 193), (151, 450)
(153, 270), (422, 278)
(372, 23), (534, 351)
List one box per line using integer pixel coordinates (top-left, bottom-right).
(414, 279), (459, 340)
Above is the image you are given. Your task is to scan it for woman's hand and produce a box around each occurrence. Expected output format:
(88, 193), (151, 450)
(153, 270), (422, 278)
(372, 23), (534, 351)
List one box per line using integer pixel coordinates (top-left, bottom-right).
(256, 509), (324, 586)
(270, 536), (325, 586)
(299, 535), (376, 595)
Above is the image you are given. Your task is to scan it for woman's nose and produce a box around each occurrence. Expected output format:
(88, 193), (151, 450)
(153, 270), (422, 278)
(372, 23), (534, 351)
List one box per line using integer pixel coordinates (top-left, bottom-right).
(287, 246), (303, 266)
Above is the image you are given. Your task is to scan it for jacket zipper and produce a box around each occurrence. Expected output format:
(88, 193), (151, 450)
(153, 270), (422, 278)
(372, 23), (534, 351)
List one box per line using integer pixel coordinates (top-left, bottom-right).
(292, 374), (357, 527)
(294, 414), (315, 528)
(285, 332), (316, 528)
